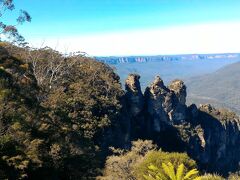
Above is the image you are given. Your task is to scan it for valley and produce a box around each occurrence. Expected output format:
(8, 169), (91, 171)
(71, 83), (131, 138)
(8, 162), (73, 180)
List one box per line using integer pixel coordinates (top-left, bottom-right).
(102, 55), (240, 115)
(186, 61), (240, 114)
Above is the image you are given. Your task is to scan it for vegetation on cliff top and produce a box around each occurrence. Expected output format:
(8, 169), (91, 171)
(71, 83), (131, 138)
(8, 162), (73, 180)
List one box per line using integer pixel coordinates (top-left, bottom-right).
(1, 42), (240, 179)
(0, 1), (240, 179)
(0, 43), (124, 179)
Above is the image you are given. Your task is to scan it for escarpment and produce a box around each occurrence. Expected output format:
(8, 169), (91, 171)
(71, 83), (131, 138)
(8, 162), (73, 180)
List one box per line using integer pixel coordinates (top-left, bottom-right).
(125, 75), (188, 133)
(187, 104), (240, 174)
(1, 43), (239, 177)
(123, 74), (240, 175)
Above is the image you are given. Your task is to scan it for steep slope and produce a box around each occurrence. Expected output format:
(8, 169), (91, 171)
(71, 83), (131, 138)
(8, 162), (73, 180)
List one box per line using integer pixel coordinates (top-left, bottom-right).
(1, 43), (240, 178)
(125, 74), (240, 175)
(0, 44), (126, 179)
(0, 46), (46, 179)
(186, 61), (240, 114)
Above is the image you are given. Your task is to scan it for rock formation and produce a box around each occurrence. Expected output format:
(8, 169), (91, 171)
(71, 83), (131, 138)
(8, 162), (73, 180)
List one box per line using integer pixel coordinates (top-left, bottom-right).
(144, 76), (174, 132)
(187, 104), (240, 174)
(168, 79), (187, 124)
(124, 74), (240, 175)
(124, 74), (145, 139)
(125, 74), (144, 117)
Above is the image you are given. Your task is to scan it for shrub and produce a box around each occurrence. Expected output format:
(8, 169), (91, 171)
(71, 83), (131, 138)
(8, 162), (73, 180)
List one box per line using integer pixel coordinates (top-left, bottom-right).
(135, 151), (197, 180)
(99, 140), (157, 180)
(228, 172), (240, 180)
(143, 162), (200, 180)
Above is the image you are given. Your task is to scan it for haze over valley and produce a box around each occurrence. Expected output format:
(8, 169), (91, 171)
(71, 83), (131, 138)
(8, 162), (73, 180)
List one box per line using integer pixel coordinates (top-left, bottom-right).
(97, 54), (240, 115)
(100, 54), (240, 87)
(2, 0), (240, 179)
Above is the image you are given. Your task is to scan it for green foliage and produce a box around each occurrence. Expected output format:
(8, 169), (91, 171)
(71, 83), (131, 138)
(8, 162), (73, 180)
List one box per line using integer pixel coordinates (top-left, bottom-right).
(100, 140), (157, 180)
(143, 162), (199, 180)
(0, 0), (31, 43)
(0, 43), (238, 179)
(135, 151), (197, 180)
(0, 44), (125, 179)
(41, 54), (124, 139)
(101, 141), (199, 180)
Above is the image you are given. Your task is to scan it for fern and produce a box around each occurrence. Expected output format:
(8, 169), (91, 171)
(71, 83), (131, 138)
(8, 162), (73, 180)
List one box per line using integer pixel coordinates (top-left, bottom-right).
(144, 164), (168, 180)
(143, 174), (156, 180)
(143, 162), (200, 180)
(176, 163), (185, 180)
(162, 162), (177, 180)
(183, 168), (199, 179)
(156, 172), (169, 180)
(148, 164), (159, 171)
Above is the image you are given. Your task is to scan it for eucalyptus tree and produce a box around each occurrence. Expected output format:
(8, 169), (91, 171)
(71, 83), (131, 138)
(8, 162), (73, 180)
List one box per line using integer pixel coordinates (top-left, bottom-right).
(0, 0), (31, 44)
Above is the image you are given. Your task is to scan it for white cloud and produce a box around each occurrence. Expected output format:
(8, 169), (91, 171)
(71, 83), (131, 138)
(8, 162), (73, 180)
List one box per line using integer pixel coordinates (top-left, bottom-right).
(28, 22), (240, 56)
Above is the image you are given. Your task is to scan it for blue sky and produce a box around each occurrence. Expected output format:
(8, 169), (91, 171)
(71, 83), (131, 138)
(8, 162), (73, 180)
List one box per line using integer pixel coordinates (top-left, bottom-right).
(8, 0), (240, 55)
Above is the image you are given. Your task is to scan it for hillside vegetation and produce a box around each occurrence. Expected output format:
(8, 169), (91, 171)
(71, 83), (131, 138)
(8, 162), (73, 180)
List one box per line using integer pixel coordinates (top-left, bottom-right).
(1, 1), (240, 179)
(0, 43), (124, 179)
(0, 43), (240, 179)
(186, 61), (240, 114)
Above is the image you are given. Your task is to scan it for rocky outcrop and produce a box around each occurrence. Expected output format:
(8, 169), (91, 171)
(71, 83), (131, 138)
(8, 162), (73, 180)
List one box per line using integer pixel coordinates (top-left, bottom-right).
(125, 74), (144, 117)
(144, 76), (187, 132)
(124, 74), (240, 175)
(168, 80), (187, 123)
(125, 75), (188, 134)
(187, 104), (240, 174)
(168, 79), (186, 105)
(145, 76), (174, 132)
(124, 74), (145, 139)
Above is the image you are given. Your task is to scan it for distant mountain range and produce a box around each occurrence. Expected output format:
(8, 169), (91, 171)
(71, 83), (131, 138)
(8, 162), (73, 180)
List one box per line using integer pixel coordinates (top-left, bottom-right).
(96, 53), (240, 115)
(96, 53), (240, 64)
(186, 61), (240, 115)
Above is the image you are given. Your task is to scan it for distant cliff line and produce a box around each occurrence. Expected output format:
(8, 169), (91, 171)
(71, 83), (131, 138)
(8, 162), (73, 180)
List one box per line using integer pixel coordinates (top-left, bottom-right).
(96, 53), (240, 64)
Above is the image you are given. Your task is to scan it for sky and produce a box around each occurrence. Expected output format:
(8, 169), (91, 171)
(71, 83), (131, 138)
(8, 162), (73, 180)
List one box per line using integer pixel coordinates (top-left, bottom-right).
(6, 0), (240, 56)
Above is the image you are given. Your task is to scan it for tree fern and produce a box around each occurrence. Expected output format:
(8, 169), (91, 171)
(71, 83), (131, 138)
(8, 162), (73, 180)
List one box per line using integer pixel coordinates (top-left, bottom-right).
(176, 163), (185, 180)
(183, 168), (199, 180)
(148, 164), (159, 171)
(162, 162), (177, 180)
(143, 162), (200, 180)
(144, 164), (168, 180)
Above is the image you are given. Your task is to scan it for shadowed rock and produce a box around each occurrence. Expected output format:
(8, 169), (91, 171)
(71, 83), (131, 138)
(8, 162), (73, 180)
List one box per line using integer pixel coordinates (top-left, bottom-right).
(187, 104), (240, 174)
(145, 76), (173, 132)
(123, 74), (240, 175)
(125, 74), (144, 117)
(168, 79), (187, 105)
(168, 79), (187, 123)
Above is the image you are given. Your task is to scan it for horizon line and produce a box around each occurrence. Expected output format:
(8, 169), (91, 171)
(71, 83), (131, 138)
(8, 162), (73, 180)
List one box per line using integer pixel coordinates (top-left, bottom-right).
(94, 52), (240, 58)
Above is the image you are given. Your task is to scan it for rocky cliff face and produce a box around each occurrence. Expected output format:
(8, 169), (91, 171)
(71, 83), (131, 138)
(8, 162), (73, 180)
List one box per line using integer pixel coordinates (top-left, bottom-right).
(127, 75), (188, 133)
(123, 74), (240, 175)
(124, 74), (145, 139)
(125, 74), (144, 117)
(187, 104), (240, 174)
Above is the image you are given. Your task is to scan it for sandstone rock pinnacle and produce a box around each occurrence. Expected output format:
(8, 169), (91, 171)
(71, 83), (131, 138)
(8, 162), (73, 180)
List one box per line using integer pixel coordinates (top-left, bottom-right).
(168, 79), (187, 105)
(125, 74), (144, 117)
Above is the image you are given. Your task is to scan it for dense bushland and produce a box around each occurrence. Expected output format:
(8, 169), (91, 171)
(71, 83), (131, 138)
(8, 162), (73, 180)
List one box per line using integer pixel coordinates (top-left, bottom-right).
(100, 140), (239, 180)
(0, 43), (124, 179)
(0, 43), (239, 179)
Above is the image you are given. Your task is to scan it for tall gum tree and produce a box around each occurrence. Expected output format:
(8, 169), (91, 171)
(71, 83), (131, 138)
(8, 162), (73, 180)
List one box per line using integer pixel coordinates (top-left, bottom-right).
(0, 0), (31, 44)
